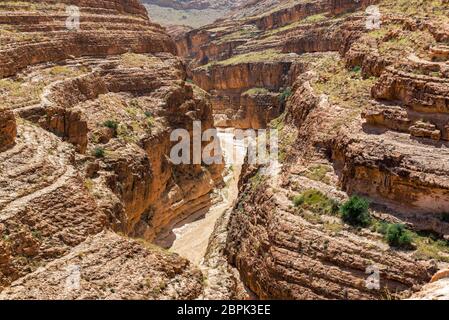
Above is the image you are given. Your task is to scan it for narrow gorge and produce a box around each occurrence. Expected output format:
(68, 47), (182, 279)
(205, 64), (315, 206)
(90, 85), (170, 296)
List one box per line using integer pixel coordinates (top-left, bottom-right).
(1, 0), (449, 301)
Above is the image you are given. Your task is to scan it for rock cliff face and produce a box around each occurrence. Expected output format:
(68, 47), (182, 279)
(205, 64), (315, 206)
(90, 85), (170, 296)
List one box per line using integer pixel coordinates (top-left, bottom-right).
(0, 0), (222, 298)
(4, 0), (449, 301)
(176, 0), (376, 129)
(410, 269), (449, 300)
(172, 0), (449, 299)
(0, 231), (203, 300)
(0, 110), (16, 151)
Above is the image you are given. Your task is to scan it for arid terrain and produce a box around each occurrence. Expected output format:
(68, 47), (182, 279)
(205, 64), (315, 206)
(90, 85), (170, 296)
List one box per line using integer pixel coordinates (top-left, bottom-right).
(1, 0), (449, 300)
(143, 0), (244, 28)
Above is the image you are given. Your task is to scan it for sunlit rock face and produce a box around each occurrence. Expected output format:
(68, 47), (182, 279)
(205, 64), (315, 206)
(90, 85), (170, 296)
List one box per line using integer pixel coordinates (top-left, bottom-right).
(171, 0), (449, 300)
(0, 0), (223, 298)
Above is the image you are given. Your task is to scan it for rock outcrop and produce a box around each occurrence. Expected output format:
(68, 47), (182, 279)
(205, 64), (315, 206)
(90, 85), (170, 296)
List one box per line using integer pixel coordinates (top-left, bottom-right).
(175, 0), (377, 129)
(180, 0), (449, 300)
(0, 109), (16, 151)
(0, 231), (203, 300)
(410, 269), (449, 300)
(0, 0), (223, 298)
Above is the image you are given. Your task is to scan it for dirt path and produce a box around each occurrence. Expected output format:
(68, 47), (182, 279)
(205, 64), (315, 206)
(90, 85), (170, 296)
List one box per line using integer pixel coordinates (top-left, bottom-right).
(165, 129), (247, 265)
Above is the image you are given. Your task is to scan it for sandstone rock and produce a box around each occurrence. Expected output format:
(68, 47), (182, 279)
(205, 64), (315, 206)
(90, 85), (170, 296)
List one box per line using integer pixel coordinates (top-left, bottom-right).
(0, 231), (204, 300)
(409, 277), (449, 300)
(0, 109), (16, 151)
(0, 0), (227, 298)
(409, 121), (441, 141)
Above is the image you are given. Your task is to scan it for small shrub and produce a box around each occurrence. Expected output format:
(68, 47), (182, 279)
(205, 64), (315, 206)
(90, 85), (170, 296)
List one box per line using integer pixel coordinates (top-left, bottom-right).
(293, 189), (339, 215)
(84, 178), (94, 191)
(93, 147), (105, 158)
(145, 112), (155, 127)
(144, 111), (153, 118)
(385, 224), (413, 249)
(103, 120), (118, 131)
(279, 87), (292, 104)
(129, 99), (140, 109)
(340, 196), (371, 227)
(374, 221), (389, 235)
(352, 65), (362, 73)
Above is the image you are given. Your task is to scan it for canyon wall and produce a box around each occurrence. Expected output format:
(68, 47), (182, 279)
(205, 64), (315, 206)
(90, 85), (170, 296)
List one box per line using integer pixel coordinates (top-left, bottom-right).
(173, 0), (449, 299)
(0, 0), (222, 298)
(175, 0), (377, 129)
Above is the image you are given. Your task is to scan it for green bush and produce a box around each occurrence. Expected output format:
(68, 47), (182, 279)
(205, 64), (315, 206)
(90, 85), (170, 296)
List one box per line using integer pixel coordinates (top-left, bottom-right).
(340, 196), (371, 227)
(293, 189), (339, 215)
(352, 65), (361, 73)
(385, 224), (413, 249)
(93, 147), (105, 158)
(103, 120), (119, 131)
(279, 87), (292, 104)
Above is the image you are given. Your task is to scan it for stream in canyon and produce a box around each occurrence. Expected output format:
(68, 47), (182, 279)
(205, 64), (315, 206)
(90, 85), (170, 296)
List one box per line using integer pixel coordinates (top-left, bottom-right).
(155, 128), (247, 265)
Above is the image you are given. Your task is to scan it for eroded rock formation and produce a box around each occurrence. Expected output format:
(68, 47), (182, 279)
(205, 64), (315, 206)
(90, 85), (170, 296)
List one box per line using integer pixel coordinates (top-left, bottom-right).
(175, 0), (377, 129)
(0, 0), (223, 298)
(0, 110), (16, 151)
(0, 231), (203, 300)
(172, 0), (449, 300)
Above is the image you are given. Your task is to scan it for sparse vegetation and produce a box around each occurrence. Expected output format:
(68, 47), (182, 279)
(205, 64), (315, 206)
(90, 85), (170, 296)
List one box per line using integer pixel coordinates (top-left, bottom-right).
(293, 189), (339, 215)
(351, 66), (361, 73)
(121, 53), (159, 69)
(266, 13), (327, 36)
(279, 87), (292, 104)
(49, 65), (76, 76)
(0, 79), (44, 108)
(145, 4), (227, 28)
(312, 56), (377, 110)
(340, 196), (371, 227)
(214, 26), (259, 44)
(93, 147), (105, 158)
(200, 49), (288, 69)
(103, 120), (119, 131)
(84, 179), (94, 191)
(250, 172), (267, 191)
(413, 234), (449, 262)
(384, 224), (413, 249)
(301, 164), (331, 184)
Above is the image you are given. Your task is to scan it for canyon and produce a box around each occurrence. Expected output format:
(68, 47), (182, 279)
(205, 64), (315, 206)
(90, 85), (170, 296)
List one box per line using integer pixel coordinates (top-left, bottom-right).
(1, 0), (449, 301)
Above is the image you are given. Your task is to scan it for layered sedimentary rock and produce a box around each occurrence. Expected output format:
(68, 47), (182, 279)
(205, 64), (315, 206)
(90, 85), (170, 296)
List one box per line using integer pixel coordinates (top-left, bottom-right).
(192, 57), (299, 128)
(0, 231), (203, 300)
(0, 0), (222, 298)
(0, 0), (175, 78)
(198, 0), (449, 299)
(175, 0), (376, 129)
(0, 110), (16, 151)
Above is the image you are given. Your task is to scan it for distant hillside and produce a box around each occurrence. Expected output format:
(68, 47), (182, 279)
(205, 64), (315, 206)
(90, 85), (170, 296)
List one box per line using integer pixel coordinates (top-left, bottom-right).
(143, 0), (245, 27)
(143, 0), (244, 10)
